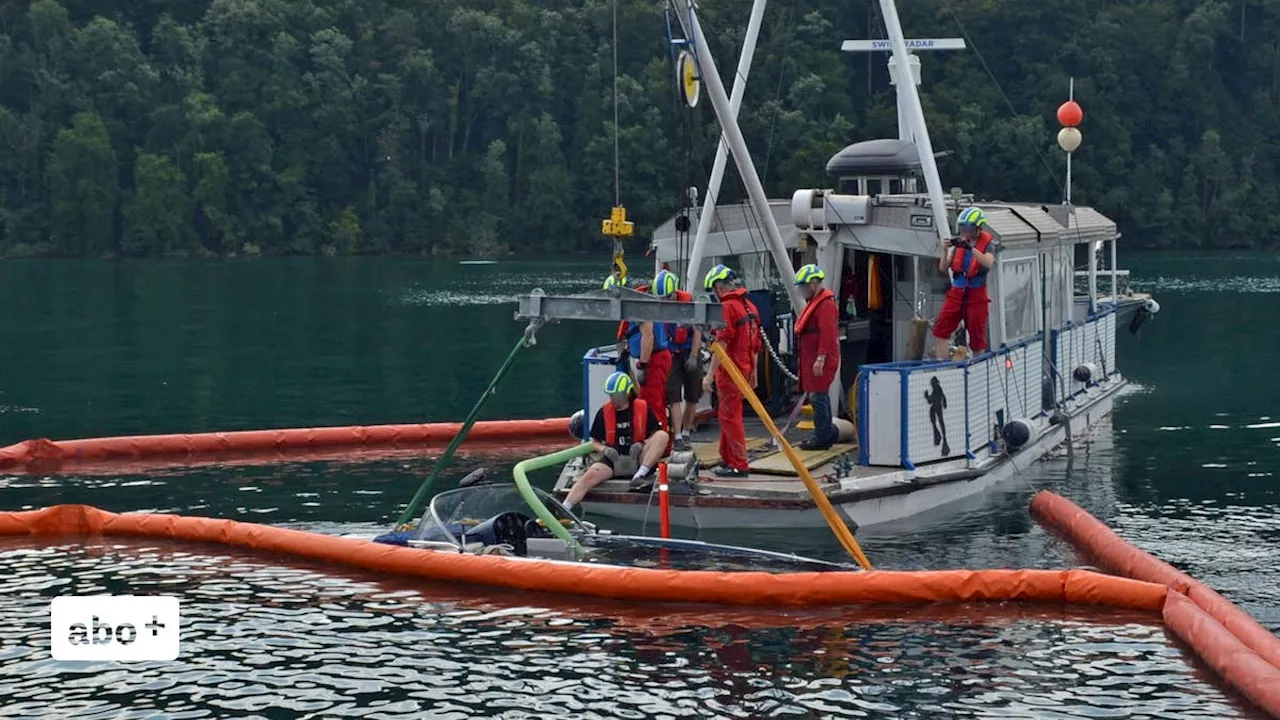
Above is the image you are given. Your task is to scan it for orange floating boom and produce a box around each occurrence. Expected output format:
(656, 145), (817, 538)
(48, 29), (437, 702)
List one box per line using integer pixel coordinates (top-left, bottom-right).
(0, 418), (571, 471)
(0, 504), (1167, 610)
(1031, 490), (1280, 719)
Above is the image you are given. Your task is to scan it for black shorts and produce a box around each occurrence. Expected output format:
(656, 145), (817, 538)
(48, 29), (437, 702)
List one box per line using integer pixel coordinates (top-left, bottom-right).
(666, 350), (704, 404)
(589, 450), (636, 477)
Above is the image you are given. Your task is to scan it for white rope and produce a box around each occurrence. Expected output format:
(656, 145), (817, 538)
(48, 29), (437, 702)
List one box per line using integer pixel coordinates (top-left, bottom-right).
(612, 0), (620, 206)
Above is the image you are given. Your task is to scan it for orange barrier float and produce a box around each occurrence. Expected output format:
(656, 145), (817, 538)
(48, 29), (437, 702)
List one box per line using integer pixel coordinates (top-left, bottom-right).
(1031, 490), (1280, 719)
(1163, 592), (1280, 718)
(0, 418), (571, 472)
(0, 503), (1168, 610)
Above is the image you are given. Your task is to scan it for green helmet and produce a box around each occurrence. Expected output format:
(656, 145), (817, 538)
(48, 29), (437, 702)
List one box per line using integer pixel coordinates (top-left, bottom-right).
(603, 371), (635, 395)
(703, 264), (735, 291)
(794, 264), (824, 285)
(957, 206), (987, 229)
(653, 269), (679, 297)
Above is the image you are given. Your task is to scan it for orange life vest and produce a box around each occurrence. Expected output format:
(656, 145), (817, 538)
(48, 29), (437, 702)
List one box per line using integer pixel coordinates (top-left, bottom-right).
(950, 231), (993, 288)
(602, 399), (648, 447)
(793, 288), (834, 336)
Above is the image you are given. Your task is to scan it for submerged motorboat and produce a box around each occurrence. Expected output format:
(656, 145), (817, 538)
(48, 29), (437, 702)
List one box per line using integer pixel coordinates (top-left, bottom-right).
(372, 480), (855, 573)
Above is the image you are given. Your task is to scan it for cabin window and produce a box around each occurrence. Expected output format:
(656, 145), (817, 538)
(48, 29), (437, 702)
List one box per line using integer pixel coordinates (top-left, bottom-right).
(1001, 256), (1041, 342)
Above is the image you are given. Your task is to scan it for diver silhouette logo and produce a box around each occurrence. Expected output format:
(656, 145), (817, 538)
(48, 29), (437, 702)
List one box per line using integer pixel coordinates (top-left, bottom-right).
(924, 376), (950, 455)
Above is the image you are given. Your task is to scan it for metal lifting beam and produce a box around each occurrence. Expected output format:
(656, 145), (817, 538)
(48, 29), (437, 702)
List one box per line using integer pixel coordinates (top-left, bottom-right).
(514, 288), (727, 328)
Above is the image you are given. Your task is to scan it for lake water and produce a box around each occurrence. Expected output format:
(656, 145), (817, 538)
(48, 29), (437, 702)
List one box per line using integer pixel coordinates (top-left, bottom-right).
(0, 252), (1276, 718)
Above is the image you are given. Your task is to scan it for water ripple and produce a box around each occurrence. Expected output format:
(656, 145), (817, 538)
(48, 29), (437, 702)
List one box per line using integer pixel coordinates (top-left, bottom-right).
(0, 542), (1260, 719)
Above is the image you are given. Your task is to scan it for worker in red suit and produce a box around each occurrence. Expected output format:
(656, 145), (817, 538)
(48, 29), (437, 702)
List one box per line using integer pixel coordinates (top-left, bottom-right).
(793, 263), (841, 450)
(701, 264), (762, 478)
(932, 206), (997, 358)
(606, 275), (671, 429)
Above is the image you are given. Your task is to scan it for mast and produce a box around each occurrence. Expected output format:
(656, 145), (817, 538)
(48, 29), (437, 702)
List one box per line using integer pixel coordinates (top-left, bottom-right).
(669, 0), (807, 315)
(685, 0), (767, 296)
(873, 1), (952, 242)
(839, 38), (965, 145)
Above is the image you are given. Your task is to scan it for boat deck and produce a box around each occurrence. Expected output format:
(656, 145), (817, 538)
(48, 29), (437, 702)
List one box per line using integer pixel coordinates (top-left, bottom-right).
(554, 415), (891, 505)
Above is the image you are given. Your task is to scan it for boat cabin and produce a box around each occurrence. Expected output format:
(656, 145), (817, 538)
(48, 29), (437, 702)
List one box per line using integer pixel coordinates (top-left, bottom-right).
(646, 136), (1135, 470)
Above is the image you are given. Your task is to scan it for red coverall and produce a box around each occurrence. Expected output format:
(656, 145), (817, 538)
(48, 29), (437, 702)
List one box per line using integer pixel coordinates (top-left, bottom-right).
(932, 230), (994, 353)
(713, 288), (762, 472)
(794, 288), (840, 393)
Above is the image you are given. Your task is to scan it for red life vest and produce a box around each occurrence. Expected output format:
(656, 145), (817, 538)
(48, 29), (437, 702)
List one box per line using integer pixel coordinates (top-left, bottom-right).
(602, 399), (648, 447)
(950, 231), (993, 288)
(718, 289), (762, 365)
(793, 288), (834, 336)
(670, 289), (693, 347)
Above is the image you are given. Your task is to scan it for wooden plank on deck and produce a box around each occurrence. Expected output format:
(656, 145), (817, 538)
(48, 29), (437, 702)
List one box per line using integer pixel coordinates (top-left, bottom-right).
(748, 443), (858, 475)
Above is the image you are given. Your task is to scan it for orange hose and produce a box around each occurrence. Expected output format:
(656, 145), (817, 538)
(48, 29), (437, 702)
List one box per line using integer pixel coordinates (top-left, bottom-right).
(0, 504), (1168, 610)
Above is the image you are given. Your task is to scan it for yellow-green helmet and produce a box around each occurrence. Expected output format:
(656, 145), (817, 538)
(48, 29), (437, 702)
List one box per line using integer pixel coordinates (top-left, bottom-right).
(653, 269), (679, 297)
(794, 264), (824, 285)
(603, 371), (635, 395)
(703, 264), (735, 291)
(957, 206), (987, 229)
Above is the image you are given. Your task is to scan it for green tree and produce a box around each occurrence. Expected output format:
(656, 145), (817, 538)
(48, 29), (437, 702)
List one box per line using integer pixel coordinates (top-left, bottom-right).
(123, 152), (192, 256)
(47, 111), (117, 256)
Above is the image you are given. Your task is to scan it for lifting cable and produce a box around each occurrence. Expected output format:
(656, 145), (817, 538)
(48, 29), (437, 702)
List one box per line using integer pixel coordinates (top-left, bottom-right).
(603, 0), (633, 282)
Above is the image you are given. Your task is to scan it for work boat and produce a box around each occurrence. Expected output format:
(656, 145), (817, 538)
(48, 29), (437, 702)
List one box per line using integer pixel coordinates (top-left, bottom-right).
(369, 455), (856, 572)
(523, 0), (1160, 530)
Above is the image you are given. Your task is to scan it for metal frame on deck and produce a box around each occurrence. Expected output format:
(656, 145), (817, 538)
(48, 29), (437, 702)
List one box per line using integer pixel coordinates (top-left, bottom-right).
(514, 288), (726, 327)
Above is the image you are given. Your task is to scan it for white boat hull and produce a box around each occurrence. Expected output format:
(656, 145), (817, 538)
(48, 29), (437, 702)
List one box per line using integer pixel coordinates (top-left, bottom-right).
(576, 373), (1123, 530)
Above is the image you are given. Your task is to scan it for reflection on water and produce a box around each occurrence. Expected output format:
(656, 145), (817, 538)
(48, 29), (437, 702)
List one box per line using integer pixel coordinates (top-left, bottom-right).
(0, 542), (1260, 719)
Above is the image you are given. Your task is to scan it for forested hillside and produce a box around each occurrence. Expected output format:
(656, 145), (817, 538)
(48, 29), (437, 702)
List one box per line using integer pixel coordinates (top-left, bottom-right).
(1, 0), (1277, 257)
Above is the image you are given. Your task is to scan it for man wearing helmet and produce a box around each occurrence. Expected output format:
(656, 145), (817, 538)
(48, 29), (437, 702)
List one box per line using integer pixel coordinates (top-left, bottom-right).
(652, 269), (702, 451)
(793, 263), (841, 450)
(562, 371), (671, 511)
(605, 275), (672, 429)
(701, 264), (762, 478)
(932, 206), (997, 359)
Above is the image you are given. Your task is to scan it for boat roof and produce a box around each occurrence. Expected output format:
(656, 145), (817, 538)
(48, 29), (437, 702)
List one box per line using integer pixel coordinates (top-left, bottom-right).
(650, 199), (803, 263)
(651, 195), (1119, 261)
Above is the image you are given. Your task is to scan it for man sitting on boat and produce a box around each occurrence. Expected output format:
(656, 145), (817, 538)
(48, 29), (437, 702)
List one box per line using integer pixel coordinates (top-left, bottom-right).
(932, 206), (997, 359)
(561, 372), (671, 511)
(701, 264), (763, 478)
(793, 264), (841, 450)
(653, 269), (702, 451)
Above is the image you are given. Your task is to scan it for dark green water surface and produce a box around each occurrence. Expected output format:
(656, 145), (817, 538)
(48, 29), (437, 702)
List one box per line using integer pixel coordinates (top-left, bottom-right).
(0, 253), (1276, 718)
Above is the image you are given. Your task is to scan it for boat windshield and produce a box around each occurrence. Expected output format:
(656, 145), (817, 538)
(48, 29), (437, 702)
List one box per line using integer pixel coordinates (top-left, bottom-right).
(423, 484), (586, 547)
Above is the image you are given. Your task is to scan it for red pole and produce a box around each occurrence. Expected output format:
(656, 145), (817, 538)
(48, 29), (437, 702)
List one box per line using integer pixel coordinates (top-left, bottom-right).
(658, 462), (671, 539)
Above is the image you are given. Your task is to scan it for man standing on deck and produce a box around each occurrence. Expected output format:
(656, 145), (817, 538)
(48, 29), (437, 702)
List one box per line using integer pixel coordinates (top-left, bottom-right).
(562, 372), (671, 510)
(932, 206), (996, 358)
(611, 278), (672, 430)
(793, 264), (841, 450)
(701, 264), (762, 478)
(653, 269), (702, 450)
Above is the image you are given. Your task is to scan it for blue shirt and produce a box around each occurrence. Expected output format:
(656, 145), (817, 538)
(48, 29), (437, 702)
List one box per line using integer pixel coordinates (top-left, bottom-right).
(626, 322), (670, 358)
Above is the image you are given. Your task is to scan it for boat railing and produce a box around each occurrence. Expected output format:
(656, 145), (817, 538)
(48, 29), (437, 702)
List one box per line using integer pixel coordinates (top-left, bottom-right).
(855, 334), (1046, 469)
(852, 295), (1114, 471)
(1051, 304), (1119, 402)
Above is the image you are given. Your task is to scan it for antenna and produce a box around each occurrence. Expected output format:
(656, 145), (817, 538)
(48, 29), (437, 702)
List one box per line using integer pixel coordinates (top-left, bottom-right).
(840, 38), (966, 144)
(1056, 79), (1083, 206)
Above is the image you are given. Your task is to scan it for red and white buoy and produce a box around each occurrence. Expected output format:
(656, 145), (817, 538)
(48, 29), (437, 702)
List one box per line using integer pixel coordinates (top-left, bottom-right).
(1057, 79), (1083, 205)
